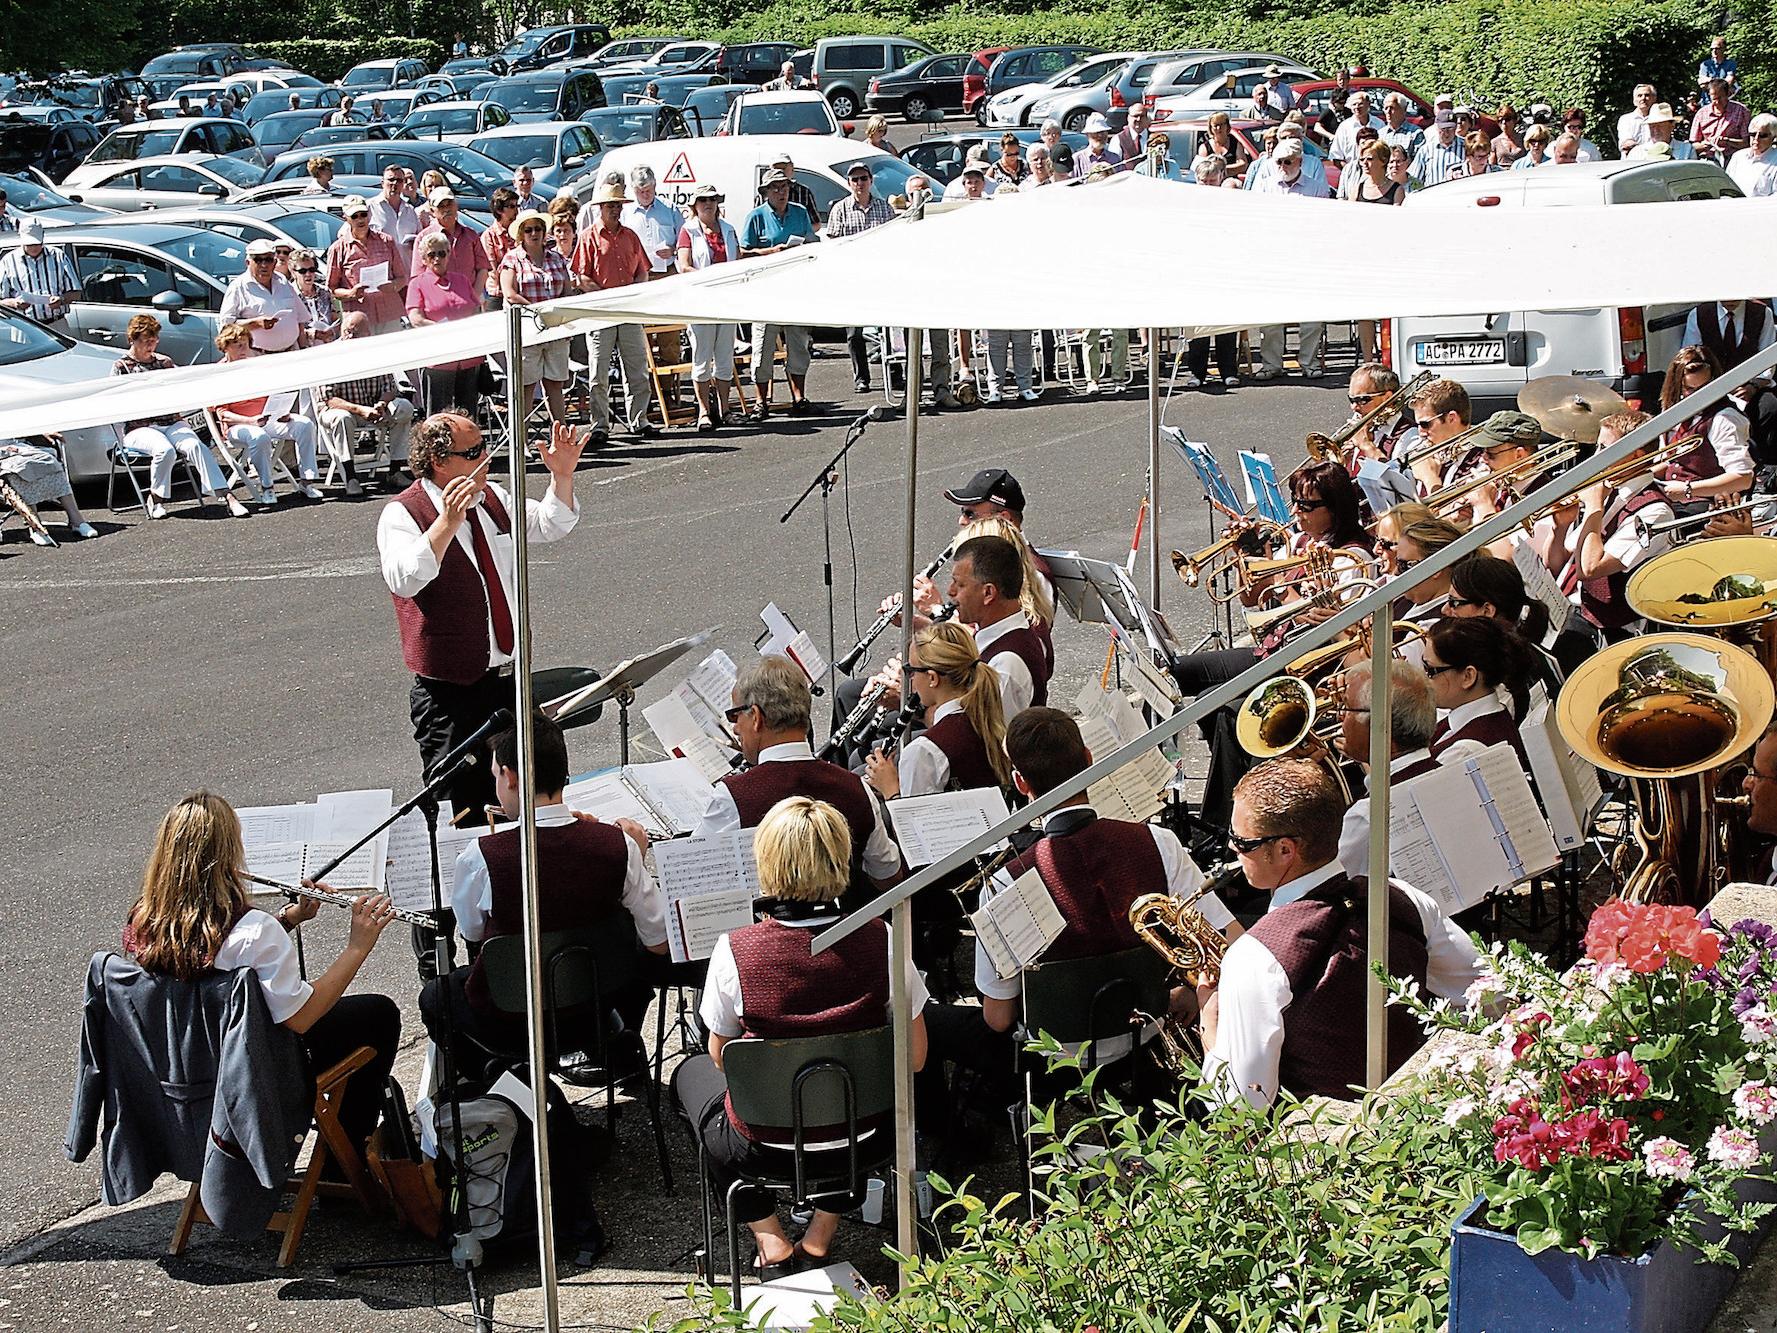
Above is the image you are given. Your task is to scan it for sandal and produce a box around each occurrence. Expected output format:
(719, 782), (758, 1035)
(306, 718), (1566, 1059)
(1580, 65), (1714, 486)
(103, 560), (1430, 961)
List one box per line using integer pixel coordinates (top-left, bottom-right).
(756, 1252), (798, 1283)
(697, 416), (715, 434)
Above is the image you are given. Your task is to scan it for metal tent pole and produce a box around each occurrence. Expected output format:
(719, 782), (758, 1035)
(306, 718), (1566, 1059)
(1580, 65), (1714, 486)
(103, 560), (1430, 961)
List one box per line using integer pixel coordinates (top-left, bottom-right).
(507, 306), (562, 1331)
(1365, 602), (1393, 1090)
(1147, 327), (1161, 611)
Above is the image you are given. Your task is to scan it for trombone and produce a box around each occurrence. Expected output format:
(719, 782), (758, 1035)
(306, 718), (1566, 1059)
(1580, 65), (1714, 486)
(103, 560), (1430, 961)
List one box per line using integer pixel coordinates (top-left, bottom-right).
(1424, 442), (1579, 518)
(1300, 369), (1437, 469)
(1396, 419), (1487, 472)
(1634, 499), (1759, 547)
(1244, 577), (1380, 640)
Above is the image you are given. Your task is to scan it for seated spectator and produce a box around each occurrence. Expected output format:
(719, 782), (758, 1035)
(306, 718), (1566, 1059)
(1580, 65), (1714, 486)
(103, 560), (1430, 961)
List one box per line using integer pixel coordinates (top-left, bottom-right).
(1459, 131), (1495, 177)
(315, 312), (414, 493)
(1630, 103), (1695, 160)
(986, 133), (1030, 186)
(1727, 114), (1777, 196)
(0, 435), (96, 541)
(863, 115), (898, 157)
(110, 314), (238, 519)
(213, 322), (321, 508)
(1492, 102), (1527, 165)
(1550, 132), (1583, 165)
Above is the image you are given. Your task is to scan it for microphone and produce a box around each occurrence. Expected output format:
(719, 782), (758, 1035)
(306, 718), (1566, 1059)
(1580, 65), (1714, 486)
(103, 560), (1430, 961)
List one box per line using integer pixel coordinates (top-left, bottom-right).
(425, 708), (515, 785)
(848, 404), (894, 432)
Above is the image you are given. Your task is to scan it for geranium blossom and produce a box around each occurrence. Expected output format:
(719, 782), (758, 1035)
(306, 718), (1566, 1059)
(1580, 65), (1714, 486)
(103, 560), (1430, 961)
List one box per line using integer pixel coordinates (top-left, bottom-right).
(1742, 1005), (1777, 1046)
(1562, 1052), (1650, 1106)
(1586, 900), (1721, 973)
(1707, 1125), (1762, 1171)
(1734, 1082), (1777, 1127)
(1643, 1137), (1696, 1183)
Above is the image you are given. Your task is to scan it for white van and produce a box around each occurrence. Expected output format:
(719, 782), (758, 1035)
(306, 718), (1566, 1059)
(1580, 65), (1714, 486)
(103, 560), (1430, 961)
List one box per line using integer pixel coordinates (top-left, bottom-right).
(1388, 160), (1744, 409)
(579, 134), (923, 229)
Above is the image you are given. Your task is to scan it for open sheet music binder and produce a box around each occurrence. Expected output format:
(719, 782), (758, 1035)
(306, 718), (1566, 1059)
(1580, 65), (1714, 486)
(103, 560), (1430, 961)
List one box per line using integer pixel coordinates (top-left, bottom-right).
(562, 759), (710, 842)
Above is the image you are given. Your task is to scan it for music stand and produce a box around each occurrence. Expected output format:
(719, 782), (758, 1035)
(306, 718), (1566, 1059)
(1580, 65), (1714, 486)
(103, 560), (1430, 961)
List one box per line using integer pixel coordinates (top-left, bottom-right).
(1164, 428), (1242, 649)
(548, 629), (714, 764)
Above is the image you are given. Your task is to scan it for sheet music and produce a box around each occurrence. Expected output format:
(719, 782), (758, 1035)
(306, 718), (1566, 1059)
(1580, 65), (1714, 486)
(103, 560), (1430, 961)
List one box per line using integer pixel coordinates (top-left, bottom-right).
(562, 771), (664, 836)
(1074, 711), (1171, 823)
(644, 693), (734, 778)
(1163, 428), (1242, 512)
(1512, 539), (1574, 634)
(674, 649), (739, 743)
(971, 868), (1066, 980)
(1128, 648), (1183, 715)
(675, 892), (756, 964)
(358, 260), (390, 290)
(301, 840), (382, 891)
(653, 831), (757, 962)
(245, 839), (306, 885)
(261, 390), (298, 421)
(237, 803), (315, 848)
(759, 603), (824, 683)
(888, 787), (1011, 867)
(313, 789), (393, 891)
(1385, 791), (1463, 913)
(1462, 744), (1560, 878)
(624, 758), (714, 836)
(1238, 450), (1290, 525)
(383, 804), (479, 914)
(1389, 745), (1559, 914)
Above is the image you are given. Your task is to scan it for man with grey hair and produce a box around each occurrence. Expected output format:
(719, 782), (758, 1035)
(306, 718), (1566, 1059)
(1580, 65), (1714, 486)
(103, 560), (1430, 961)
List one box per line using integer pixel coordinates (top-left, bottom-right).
(1335, 660), (1485, 877)
(1330, 89), (1385, 164)
(1378, 91), (1423, 159)
(1550, 131), (1582, 165)
(693, 656), (902, 892)
(1618, 83), (1658, 153)
(511, 165), (542, 212)
(623, 164), (682, 279)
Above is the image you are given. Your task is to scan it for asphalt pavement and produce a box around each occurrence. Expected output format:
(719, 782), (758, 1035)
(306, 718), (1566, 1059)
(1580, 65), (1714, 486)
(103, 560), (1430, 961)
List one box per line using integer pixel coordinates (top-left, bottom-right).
(0, 337), (1349, 1326)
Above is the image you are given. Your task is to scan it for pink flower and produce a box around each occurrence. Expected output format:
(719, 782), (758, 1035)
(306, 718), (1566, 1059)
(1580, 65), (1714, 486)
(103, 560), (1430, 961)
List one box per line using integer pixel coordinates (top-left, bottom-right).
(1742, 1005), (1777, 1046)
(1643, 1136), (1696, 1182)
(1493, 1099), (1564, 1171)
(1735, 1082), (1777, 1127)
(1585, 899), (1722, 973)
(1554, 1109), (1633, 1162)
(1708, 1125), (1762, 1171)
(1562, 1052), (1651, 1106)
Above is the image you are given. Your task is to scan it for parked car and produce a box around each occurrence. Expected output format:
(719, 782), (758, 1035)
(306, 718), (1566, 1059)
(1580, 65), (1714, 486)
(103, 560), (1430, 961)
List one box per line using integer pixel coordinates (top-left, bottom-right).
(1151, 65), (1316, 123)
(0, 106), (84, 127)
(172, 72), (320, 105)
(683, 85), (749, 136)
(338, 58), (431, 93)
(1026, 49), (1204, 131)
(140, 47), (245, 82)
(1391, 159), (1743, 408)
(984, 52), (1136, 129)
(402, 99), (513, 144)
(574, 135), (916, 219)
(598, 70), (723, 109)
(599, 40), (721, 78)
(718, 89), (844, 137)
(1140, 52), (1310, 110)
(348, 88), (447, 125)
(253, 109), (342, 158)
(0, 117), (101, 182)
(58, 154), (265, 210)
(1146, 115), (1279, 177)
(413, 73), (496, 101)
(241, 86), (343, 125)
(584, 38), (682, 68)
(810, 35), (934, 121)
(261, 141), (539, 212)
(900, 128), (1088, 184)
(290, 122), (396, 151)
(0, 171), (107, 225)
(577, 104), (691, 149)
(981, 45), (1102, 104)
(481, 70), (608, 124)
(960, 47), (1009, 124)
(499, 24), (614, 73)
(713, 42), (800, 86)
(77, 118), (265, 174)
(866, 54), (970, 124)
(0, 311), (124, 481)
(0, 221), (238, 363)
(440, 57), (508, 80)
(467, 122), (601, 192)
(114, 201), (356, 256)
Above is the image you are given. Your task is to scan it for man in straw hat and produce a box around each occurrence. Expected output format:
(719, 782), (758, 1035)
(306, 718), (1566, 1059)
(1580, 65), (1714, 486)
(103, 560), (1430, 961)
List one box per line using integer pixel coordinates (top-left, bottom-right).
(569, 177), (656, 445)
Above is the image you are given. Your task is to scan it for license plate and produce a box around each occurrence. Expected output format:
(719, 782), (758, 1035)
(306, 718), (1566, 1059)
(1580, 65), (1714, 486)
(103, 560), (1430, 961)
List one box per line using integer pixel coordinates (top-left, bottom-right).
(1418, 338), (1507, 366)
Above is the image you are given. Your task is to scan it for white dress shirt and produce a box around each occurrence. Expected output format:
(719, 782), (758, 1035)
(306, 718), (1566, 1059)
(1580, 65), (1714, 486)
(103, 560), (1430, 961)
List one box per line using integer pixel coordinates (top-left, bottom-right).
(219, 271), (309, 351)
(369, 196), (421, 248)
(1681, 303), (1777, 359)
(896, 698), (965, 797)
(1338, 744), (1483, 877)
(1330, 113), (1387, 162)
(213, 909), (311, 1024)
(376, 477), (580, 671)
(975, 611), (1036, 718)
(1204, 864), (1484, 1107)
(1617, 110), (1650, 152)
(623, 197), (683, 273)
(1727, 147), (1777, 197)
(451, 802), (666, 947)
(694, 740), (903, 880)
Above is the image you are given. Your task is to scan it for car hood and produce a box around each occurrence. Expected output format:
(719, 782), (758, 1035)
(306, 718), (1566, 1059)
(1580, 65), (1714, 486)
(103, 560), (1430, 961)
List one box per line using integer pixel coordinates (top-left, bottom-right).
(3, 336), (119, 387)
(32, 204), (109, 224)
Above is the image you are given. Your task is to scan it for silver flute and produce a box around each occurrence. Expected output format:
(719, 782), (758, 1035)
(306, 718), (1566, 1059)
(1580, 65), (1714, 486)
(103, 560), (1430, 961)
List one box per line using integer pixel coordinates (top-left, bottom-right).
(243, 872), (439, 929)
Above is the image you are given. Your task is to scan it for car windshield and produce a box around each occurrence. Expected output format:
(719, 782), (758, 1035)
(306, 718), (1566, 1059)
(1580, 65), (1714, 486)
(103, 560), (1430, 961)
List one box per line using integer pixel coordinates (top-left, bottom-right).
(342, 65), (393, 89)
(0, 171), (75, 208)
(144, 55), (205, 76)
(1064, 60), (1121, 89)
(202, 155), (266, 186)
(253, 209), (341, 252)
(93, 127), (183, 161)
(500, 30), (549, 61)
(153, 227), (245, 281)
(580, 107), (662, 146)
(408, 107), (481, 136)
(0, 125), (53, 169)
(737, 101), (833, 135)
(472, 134), (555, 167)
(256, 112), (325, 153)
(54, 84), (103, 109)
(801, 157), (922, 215)
(430, 143), (525, 193)
(0, 310), (69, 365)
(486, 81), (561, 114)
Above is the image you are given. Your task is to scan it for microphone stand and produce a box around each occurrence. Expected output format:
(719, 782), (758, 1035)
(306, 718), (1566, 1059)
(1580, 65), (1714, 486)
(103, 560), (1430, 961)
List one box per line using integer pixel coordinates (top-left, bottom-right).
(782, 407), (893, 725)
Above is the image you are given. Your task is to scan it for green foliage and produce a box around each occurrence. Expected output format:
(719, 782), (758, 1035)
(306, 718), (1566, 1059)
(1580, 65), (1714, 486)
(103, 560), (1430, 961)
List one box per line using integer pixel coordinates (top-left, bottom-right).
(0, 0), (147, 74)
(247, 36), (446, 82)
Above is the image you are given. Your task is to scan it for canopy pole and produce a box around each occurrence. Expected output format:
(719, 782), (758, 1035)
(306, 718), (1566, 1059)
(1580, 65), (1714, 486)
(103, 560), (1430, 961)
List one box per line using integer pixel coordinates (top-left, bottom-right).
(1147, 327), (1161, 612)
(1365, 603), (1393, 1090)
(890, 328), (924, 1280)
(507, 306), (562, 1331)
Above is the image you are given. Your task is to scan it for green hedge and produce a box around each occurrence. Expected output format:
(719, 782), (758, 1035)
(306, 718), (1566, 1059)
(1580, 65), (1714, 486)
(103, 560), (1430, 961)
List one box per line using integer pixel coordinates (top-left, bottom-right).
(609, 0), (1729, 126)
(247, 37), (447, 82)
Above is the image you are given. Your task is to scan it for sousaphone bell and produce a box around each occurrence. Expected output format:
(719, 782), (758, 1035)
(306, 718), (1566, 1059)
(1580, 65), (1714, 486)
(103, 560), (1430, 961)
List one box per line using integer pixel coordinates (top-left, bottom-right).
(1628, 536), (1777, 683)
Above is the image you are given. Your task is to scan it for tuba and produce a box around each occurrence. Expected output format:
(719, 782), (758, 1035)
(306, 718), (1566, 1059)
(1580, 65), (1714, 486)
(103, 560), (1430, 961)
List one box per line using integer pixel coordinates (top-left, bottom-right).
(1556, 633), (1773, 904)
(1234, 674), (1353, 803)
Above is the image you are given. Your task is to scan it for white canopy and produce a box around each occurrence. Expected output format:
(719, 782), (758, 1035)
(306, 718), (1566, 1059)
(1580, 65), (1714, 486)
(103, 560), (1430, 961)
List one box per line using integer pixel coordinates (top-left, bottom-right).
(6, 172), (1777, 438)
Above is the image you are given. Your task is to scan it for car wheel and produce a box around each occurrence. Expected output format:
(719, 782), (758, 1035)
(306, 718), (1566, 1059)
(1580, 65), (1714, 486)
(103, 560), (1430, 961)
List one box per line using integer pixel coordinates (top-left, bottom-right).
(829, 89), (858, 120)
(973, 100), (986, 126)
(1063, 108), (1090, 132)
(903, 94), (929, 123)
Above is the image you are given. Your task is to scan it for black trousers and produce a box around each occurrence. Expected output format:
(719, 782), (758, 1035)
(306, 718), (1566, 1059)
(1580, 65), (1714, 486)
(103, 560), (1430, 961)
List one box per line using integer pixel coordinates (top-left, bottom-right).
(673, 1053), (876, 1225)
(420, 960), (656, 1072)
(913, 1003), (1014, 1153)
(419, 363), (486, 419)
(1188, 332), (1239, 381)
(409, 668), (513, 820)
(1169, 645), (1261, 833)
(303, 992), (402, 1153)
(846, 327), (871, 386)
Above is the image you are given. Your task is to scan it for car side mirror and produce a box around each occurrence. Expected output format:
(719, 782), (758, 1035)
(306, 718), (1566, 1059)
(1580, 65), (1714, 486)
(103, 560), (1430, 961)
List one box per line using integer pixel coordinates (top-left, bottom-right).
(151, 289), (187, 323)
(197, 183), (226, 197)
(563, 155), (586, 169)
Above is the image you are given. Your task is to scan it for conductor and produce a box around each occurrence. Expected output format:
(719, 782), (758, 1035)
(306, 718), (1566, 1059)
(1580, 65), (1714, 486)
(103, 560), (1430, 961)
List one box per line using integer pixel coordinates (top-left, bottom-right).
(377, 411), (585, 819)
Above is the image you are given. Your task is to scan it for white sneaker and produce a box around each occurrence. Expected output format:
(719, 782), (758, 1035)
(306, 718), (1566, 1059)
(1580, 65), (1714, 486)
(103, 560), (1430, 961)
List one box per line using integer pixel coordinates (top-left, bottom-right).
(257, 488), (278, 509)
(145, 494), (168, 520)
(1020, 387), (1040, 402)
(300, 483), (323, 501)
(982, 387), (1003, 404)
(1084, 379), (1101, 394)
(1179, 372), (1202, 389)
(1224, 374), (1242, 388)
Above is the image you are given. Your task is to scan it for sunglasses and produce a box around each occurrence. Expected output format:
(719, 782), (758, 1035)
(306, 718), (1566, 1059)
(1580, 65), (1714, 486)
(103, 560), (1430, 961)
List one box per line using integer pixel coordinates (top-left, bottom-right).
(445, 442), (488, 461)
(1422, 662), (1460, 677)
(1292, 497), (1327, 512)
(519, 224), (545, 234)
(1445, 594), (1477, 611)
(293, 266), (317, 274)
(723, 704), (753, 724)
(1228, 830), (1289, 855)
(1413, 417), (1439, 430)
(1375, 537), (1398, 551)
(1348, 391), (1384, 405)
(249, 255), (275, 263)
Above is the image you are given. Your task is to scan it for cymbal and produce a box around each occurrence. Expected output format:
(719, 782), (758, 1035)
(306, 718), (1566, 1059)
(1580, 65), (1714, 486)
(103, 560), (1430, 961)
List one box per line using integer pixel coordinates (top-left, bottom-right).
(1517, 376), (1628, 443)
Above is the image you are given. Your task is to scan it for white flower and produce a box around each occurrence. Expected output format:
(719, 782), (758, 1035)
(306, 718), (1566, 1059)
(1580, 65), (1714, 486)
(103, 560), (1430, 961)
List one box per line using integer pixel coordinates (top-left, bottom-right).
(1463, 973), (1503, 1016)
(1643, 1137), (1696, 1183)
(1442, 1097), (1478, 1127)
(1742, 1006), (1777, 1046)
(1708, 1125), (1762, 1172)
(1734, 1081), (1777, 1126)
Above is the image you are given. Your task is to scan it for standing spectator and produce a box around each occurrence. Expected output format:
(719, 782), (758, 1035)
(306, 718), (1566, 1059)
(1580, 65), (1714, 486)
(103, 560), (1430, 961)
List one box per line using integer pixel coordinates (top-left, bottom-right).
(285, 92), (301, 113)
(322, 95), (356, 126)
(0, 220), (79, 330)
(1618, 84), (1658, 154)
(406, 229), (486, 416)
(1330, 91), (1385, 165)
(1204, 111), (1254, 178)
(327, 195), (408, 335)
(1311, 86), (1350, 149)
(1699, 35), (1738, 91)
(1410, 111), (1466, 187)
(302, 155), (336, 195)
(370, 165), (420, 249)
(826, 162), (894, 393)
(316, 312), (415, 492)
(1248, 82), (1285, 124)
(1630, 103), (1695, 160)
(500, 209), (576, 426)
(675, 185), (740, 431)
(212, 321), (321, 507)
(763, 61), (807, 92)
(1728, 115), (1777, 196)
(986, 133), (1030, 185)
(365, 98), (387, 125)
(863, 115), (898, 157)
(1559, 108), (1602, 161)
(768, 152), (820, 217)
(110, 314), (236, 519)
(220, 238), (309, 352)
(1183, 159), (1239, 389)
(289, 249), (338, 343)
(511, 165), (542, 212)
(0, 185), (17, 234)
(1251, 142), (1327, 383)
(1377, 92), (1423, 159)
(1457, 131), (1495, 177)
(1115, 101), (1151, 164)
(1072, 114), (1121, 177)
(623, 165), (681, 279)
(944, 145), (999, 198)
(414, 171), (450, 229)
(176, 95), (196, 118)
(548, 197), (578, 273)
(1349, 137), (1406, 204)
(1691, 79), (1751, 161)
(1248, 123), (1332, 195)
(412, 188), (491, 297)
(453, 33), (468, 59)
(1491, 102), (1527, 166)
(570, 183), (657, 442)
(983, 196), (1037, 405)
(1257, 63), (1297, 112)
(1514, 124), (1554, 168)
(1026, 144), (1058, 186)
(1336, 125), (1384, 195)
(740, 169), (817, 420)
(483, 186), (520, 301)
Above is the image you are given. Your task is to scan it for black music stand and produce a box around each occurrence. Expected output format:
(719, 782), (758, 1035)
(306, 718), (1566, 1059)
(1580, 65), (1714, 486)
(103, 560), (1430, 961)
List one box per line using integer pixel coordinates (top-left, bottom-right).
(549, 629), (714, 764)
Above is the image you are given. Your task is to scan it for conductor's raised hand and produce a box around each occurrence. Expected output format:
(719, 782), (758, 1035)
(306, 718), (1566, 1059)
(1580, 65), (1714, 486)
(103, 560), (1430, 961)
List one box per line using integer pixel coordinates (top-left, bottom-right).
(541, 421), (588, 480)
(439, 473), (480, 527)
(346, 893), (398, 952)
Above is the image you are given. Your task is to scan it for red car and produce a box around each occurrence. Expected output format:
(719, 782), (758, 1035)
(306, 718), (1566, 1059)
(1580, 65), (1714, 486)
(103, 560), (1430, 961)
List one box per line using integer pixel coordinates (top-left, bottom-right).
(962, 47), (1010, 123)
(1291, 78), (1501, 139)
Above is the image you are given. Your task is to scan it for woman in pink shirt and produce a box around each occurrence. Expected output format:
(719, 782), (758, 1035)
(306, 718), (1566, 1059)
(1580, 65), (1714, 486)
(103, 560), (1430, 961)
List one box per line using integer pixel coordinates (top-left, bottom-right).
(405, 230), (485, 416)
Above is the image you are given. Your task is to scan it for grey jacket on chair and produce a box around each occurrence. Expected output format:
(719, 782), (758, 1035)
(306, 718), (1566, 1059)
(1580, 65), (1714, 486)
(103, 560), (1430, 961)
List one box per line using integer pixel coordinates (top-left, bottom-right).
(65, 951), (314, 1236)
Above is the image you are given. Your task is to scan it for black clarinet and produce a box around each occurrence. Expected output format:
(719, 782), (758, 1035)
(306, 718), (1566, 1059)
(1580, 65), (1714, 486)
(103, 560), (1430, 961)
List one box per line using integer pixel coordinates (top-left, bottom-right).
(835, 544), (956, 675)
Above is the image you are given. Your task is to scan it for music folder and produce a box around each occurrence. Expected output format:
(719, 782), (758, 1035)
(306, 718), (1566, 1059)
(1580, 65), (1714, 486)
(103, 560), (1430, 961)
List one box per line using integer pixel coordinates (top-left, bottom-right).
(548, 628), (716, 726)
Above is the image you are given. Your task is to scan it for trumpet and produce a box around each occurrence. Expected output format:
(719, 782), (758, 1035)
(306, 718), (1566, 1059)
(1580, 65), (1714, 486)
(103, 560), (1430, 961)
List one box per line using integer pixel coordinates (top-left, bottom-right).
(243, 872), (440, 929)
(1635, 499), (1759, 547)
(1396, 419), (1488, 471)
(836, 543), (955, 675)
(1284, 619), (1430, 680)
(1424, 442), (1579, 517)
(1301, 369), (1436, 467)
(1171, 515), (1291, 589)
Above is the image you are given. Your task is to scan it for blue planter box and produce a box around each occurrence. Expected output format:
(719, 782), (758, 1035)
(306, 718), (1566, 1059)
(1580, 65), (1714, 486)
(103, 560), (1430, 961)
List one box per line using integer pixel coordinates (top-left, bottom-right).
(1448, 1147), (1777, 1333)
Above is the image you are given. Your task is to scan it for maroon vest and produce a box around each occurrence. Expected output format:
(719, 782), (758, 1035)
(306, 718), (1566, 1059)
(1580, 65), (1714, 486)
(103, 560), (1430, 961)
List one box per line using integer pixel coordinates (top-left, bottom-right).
(1661, 410), (1727, 484)
(984, 623), (1051, 708)
(724, 916), (891, 1142)
(1696, 302), (1769, 373)
(1247, 873), (1430, 1101)
(1577, 484), (1667, 630)
(1028, 548), (1056, 672)
(1431, 707), (1530, 770)
(923, 711), (1001, 793)
(1007, 814), (1162, 961)
(389, 482), (512, 685)
(464, 818), (631, 1014)
(719, 757), (882, 882)
(1389, 753), (1445, 786)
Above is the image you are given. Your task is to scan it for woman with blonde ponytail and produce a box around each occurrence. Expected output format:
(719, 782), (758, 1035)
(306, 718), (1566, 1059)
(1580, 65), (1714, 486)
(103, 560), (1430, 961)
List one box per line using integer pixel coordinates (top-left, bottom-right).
(865, 619), (1012, 800)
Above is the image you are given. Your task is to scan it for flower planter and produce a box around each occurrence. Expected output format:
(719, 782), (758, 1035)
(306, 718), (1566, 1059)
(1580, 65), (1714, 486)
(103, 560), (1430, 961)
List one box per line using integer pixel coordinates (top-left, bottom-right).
(1447, 1132), (1777, 1333)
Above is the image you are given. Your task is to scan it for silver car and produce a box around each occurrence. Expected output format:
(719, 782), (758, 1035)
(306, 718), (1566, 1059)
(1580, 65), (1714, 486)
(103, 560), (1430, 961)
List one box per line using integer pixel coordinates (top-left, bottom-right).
(467, 122), (602, 192)
(1023, 49), (1199, 131)
(401, 99), (513, 145)
(72, 117), (265, 177)
(0, 311), (125, 483)
(59, 154), (265, 211)
(984, 52), (1137, 129)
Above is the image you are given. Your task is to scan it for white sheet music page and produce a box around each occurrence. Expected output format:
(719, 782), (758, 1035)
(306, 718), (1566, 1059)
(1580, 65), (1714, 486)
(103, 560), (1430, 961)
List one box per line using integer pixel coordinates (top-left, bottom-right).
(970, 867), (1066, 980)
(1512, 539), (1575, 634)
(889, 787), (1011, 867)
(1074, 713), (1167, 823)
(644, 694), (734, 779)
(383, 804), (478, 914)
(1384, 789), (1466, 915)
(237, 803), (315, 850)
(315, 789), (394, 891)
(245, 839), (306, 886)
(1464, 744), (1561, 878)
(625, 758), (714, 835)
(653, 832), (757, 963)
(1520, 703), (1585, 850)
(563, 771), (663, 836)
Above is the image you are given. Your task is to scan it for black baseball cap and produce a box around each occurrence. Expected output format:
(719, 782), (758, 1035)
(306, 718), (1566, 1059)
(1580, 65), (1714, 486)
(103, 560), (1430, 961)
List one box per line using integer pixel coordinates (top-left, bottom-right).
(943, 467), (1026, 512)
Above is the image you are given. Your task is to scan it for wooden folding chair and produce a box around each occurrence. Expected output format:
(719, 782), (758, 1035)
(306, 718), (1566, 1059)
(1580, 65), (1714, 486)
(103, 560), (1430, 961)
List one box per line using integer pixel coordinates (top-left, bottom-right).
(642, 324), (698, 428)
(168, 1045), (382, 1268)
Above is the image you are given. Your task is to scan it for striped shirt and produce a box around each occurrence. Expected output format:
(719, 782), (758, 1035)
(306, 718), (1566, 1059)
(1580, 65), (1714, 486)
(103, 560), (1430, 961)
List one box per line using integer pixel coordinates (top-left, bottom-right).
(825, 193), (894, 238)
(0, 245), (80, 321)
(1410, 136), (1467, 188)
(0, 210), (18, 234)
